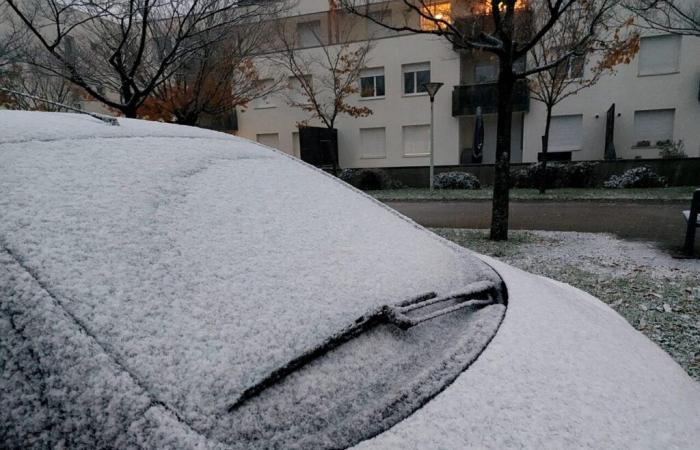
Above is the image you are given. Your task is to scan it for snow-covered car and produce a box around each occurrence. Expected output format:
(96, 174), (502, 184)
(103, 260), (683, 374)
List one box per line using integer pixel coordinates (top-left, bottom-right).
(1, 111), (698, 449)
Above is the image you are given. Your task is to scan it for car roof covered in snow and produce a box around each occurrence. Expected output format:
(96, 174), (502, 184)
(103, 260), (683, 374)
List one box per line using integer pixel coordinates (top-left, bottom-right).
(0, 111), (502, 447)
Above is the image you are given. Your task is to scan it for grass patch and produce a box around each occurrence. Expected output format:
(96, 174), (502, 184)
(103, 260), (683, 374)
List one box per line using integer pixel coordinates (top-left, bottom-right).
(369, 187), (696, 202)
(433, 228), (700, 381)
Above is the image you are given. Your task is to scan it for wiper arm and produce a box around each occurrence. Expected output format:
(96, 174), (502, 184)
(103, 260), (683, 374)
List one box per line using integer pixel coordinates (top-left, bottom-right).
(228, 280), (500, 412)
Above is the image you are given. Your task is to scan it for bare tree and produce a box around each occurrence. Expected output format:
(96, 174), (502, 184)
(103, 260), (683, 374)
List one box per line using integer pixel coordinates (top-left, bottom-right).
(274, 7), (374, 129)
(344, 0), (622, 240)
(1, 64), (77, 110)
(529, 11), (639, 193)
(5, 0), (289, 118)
(138, 26), (279, 126)
(624, 0), (699, 35)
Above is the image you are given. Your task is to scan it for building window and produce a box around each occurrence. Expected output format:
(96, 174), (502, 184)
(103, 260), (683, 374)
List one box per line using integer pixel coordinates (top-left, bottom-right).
(287, 75), (311, 104)
(254, 79), (277, 109)
(256, 133), (280, 149)
(633, 109), (674, 147)
(638, 35), (681, 76)
(402, 63), (430, 95)
(420, 2), (451, 31)
(474, 61), (498, 83)
(360, 68), (385, 98)
(297, 20), (322, 48)
(565, 54), (585, 79)
(367, 10), (393, 38)
(402, 124), (430, 157)
(548, 114), (583, 152)
(360, 127), (386, 158)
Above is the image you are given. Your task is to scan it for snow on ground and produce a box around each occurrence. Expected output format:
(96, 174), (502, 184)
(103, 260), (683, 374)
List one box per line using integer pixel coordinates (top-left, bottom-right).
(434, 228), (700, 380)
(0, 111), (498, 446)
(354, 256), (700, 449)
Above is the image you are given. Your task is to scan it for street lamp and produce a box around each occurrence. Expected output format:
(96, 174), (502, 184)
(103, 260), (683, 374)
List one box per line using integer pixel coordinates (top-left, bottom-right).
(422, 82), (443, 191)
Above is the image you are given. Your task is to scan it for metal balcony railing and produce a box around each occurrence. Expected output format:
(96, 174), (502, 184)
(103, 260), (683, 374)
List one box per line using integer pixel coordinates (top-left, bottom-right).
(451, 79), (529, 116)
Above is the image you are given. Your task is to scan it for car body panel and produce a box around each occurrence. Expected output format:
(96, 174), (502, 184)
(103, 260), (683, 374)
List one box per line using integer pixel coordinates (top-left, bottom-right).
(0, 112), (501, 447)
(353, 256), (700, 449)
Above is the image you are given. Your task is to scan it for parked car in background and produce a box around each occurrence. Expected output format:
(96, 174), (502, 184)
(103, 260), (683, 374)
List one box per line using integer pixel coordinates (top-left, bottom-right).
(1, 111), (699, 449)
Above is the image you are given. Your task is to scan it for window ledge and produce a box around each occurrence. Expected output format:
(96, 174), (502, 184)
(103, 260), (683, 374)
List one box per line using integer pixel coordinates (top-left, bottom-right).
(358, 96), (386, 102)
(637, 70), (680, 77)
(360, 154), (387, 159)
(254, 105), (277, 110)
(403, 153), (430, 158)
(402, 92), (428, 98)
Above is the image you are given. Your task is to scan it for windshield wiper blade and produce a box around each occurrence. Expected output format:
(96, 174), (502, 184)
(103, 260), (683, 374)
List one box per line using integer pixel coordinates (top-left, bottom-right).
(228, 280), (500, 412)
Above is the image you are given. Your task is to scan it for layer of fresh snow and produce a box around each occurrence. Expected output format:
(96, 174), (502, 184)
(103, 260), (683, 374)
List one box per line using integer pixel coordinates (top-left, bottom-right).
(353, 256), (700, 449)
(0, 111), (498, 445)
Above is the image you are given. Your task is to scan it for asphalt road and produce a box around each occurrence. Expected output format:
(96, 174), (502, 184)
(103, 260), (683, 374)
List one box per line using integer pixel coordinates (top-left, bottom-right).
(385, 200), (691, 248)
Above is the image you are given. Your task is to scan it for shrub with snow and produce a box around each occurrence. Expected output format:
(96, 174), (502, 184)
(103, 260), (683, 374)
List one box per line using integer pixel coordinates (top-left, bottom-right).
(512, 162), (598, 189)
(432, 171), (481, 190)
(603, 166), (667, 189)
(338, 168), (404, 190)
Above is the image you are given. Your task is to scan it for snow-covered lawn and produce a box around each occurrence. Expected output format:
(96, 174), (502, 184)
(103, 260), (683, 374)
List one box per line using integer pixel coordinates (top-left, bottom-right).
(434, 228), (700, 381)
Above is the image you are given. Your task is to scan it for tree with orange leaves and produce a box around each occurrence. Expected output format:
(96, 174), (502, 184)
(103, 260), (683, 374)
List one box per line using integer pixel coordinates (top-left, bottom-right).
(138, 34), (277, 128)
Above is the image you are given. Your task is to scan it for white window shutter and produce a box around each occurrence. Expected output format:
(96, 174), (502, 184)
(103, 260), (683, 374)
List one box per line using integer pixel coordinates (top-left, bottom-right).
(402, 125), (430, 156)
(634, 109), (675, 143)
(638, 35), (681, 76)
(549, 115), (583, 151)
(360, 128), (386, 158)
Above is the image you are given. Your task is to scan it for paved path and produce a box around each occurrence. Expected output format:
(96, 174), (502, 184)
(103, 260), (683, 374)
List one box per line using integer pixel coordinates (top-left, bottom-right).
(385, 200), (689, 248)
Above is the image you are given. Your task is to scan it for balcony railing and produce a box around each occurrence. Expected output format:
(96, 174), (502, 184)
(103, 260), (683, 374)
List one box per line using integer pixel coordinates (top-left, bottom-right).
(451, 79), (529, 116)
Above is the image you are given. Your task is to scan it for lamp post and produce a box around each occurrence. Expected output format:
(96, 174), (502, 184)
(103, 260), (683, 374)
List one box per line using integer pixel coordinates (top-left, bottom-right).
(422, 82), (443, 191)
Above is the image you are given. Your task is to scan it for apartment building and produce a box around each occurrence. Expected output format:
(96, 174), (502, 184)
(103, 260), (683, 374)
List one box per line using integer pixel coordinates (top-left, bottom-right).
(237, 0), (700, 167)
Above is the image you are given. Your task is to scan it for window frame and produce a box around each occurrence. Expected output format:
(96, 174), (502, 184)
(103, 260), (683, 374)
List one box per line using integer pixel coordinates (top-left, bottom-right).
(359, 68), (386, 99)
(632, 108), (675, 147)
(402, 63), (431, 96)
(637, 34), (682, 77)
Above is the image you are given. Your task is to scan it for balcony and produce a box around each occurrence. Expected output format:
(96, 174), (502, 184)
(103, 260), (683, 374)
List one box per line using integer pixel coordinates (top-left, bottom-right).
(451, 79), (529, 116)
(451, 6), (533, 51)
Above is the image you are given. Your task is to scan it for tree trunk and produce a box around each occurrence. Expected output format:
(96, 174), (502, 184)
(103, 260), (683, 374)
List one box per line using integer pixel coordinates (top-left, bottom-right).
(489, 66), (515, 241)
(539, 104), (553, 194)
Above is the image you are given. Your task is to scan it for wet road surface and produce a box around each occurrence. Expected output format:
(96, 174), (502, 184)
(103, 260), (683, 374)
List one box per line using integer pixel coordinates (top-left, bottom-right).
(386, 200), (691, 249)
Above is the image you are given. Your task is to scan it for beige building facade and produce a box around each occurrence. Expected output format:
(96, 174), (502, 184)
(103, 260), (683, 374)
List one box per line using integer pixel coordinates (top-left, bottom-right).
(237, 0), (700, 166)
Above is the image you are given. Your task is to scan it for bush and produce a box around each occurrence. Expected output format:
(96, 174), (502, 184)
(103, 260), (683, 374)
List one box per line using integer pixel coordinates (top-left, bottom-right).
(603, 166), (667, 189)
(658, 140), (687, 159)
(338, 168), (404, 190)
(512, 162), (598, 189)
(432, 171), (481, 190)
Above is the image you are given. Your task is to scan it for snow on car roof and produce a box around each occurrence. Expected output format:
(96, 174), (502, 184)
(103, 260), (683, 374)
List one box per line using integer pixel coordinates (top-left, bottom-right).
(0, 111), (499, 443)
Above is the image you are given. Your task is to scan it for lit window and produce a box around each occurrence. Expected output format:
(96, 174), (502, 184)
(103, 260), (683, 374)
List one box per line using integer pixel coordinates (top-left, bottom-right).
(420, 2), (452, 31)
(402, 63), (430, 95)
(360, 68), (385, 98)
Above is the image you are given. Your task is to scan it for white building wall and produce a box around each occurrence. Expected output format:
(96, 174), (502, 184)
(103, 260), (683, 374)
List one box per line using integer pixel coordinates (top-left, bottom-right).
(523, 32), (700, 161)
(237, 33), (464, 168)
